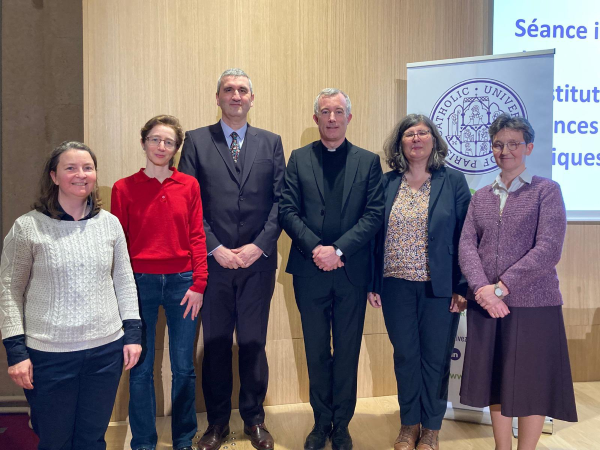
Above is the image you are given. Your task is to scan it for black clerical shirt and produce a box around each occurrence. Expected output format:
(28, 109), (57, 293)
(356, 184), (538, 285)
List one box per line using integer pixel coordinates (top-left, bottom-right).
(321, 140), (347, 246)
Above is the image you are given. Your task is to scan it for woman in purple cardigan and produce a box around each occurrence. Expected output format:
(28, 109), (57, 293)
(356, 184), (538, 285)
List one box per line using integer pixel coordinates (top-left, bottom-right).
(458, 113), (577, 450)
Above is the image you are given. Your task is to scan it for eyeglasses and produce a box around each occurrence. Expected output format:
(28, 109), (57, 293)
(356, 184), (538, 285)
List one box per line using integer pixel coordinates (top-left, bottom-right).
(145, 136), (177, 151)
(403, 130), (431, 139)
(492, 141), (525, 152)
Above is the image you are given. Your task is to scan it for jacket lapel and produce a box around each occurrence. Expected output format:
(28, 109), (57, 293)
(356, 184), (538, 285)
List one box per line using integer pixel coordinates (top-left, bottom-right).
(209, 123), (239, 185)
(240, 125), (258, 189)
(385, 172), (402, 227)
(428, 167), (446, 221)
(310, 141), (325, 204)
(341, 142), (359, 212)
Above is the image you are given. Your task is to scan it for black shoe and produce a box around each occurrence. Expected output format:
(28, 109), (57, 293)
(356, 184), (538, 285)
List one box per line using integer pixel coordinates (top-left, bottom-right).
(304, 424), (332, 450)
(331, 426), (353, 450)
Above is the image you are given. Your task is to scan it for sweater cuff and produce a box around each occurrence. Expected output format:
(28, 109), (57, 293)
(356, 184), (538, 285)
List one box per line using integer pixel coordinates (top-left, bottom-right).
(3, 334), (29, 366)
(123, 319), (142, 345)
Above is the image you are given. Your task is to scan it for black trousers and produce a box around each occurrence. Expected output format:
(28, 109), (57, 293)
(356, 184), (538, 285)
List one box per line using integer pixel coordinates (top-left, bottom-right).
(293, 269), (368, 428)
(201, 269), (275, 426)
(381, 277), (459, 430)
(24, 337), (124, 450)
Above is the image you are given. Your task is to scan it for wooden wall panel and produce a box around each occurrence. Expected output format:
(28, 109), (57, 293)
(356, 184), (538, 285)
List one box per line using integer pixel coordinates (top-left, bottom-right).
(81, 0), (600, 423)
(559, 223), (600, 381)
(0, 0), (84, 399)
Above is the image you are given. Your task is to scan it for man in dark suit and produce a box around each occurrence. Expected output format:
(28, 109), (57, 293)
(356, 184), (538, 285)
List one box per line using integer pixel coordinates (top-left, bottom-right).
(279, 88), (385, 450)
(178, 68), (285, 450)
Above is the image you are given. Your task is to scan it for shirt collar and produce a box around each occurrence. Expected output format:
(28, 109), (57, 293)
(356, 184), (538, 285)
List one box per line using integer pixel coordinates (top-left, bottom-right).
(133, 167), (184, 184)
(44, 198), (97, 221)
(220, 119), (248, 141)
(492, 168), (532, 191)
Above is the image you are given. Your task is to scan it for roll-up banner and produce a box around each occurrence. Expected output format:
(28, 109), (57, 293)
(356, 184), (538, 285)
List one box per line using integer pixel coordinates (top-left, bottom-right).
(407, 50), (555, 433)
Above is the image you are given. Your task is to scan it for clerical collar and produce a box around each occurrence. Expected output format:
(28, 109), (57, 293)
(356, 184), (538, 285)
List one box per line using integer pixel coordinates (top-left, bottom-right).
(321, 139), (348, 153)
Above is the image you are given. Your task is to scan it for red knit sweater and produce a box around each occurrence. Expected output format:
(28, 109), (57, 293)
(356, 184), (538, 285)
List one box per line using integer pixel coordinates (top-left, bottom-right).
(111, 168), (208, 293)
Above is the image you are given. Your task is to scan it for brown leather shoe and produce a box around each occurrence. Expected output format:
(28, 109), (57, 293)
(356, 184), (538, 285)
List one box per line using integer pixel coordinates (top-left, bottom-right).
(416, 428), (439, 450)
(197, 424), (230, 450)
(394, 424), (420, 450)
(244, 422), (274, 450)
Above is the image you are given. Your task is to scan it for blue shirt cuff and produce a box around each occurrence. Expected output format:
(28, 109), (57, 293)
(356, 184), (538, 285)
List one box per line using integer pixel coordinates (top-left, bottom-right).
(123, 319), (142, 345)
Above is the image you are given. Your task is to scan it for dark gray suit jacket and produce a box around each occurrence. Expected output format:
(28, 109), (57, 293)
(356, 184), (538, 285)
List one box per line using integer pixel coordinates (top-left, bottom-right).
(178, 122), (285, 272)
(371, 165), (471, 297)
(279, 140), (384, 286)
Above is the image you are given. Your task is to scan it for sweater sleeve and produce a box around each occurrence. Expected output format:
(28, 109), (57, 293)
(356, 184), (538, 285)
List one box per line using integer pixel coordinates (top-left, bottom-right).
(189, 179), (208, 294)
(0, 220), (32, 340)
(110, 182), (129, 238)
(458, 196), (491, 296)
(110, 217), (141, 322)
(499, 182), (566, 294)
(453, 172), (472, 297)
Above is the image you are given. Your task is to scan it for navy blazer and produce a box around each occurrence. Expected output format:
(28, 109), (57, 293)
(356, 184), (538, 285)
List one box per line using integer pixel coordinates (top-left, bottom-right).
(371, 165), (471, 297)
(279, 140), (385, 286)
(179, 122), (285, 273)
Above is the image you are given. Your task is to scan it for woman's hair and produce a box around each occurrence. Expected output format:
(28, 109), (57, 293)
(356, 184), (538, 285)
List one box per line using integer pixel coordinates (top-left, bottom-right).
(488, 113), (535, 144)
(140, 115), (185, 168)
(33, 141), (102, 219)
(383, 114), (447, 173)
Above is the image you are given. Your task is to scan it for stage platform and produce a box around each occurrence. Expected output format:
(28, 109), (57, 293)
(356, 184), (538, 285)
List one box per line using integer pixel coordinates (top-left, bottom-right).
(105, 382), (600, 449)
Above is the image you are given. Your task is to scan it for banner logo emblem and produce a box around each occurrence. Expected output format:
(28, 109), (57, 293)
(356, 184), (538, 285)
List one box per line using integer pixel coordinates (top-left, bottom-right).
(431, 79), (527, 174)
(451, 348), (461, 361)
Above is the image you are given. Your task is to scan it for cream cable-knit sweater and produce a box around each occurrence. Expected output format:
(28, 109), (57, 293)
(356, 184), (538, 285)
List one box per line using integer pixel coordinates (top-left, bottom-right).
(0, 209), (140, 352)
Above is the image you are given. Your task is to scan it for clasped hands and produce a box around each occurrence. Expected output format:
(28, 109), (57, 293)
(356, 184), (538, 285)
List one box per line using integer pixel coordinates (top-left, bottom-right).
(312, 245), (344, 271)
(475, 282), (510, 319)
(213, 243), (263, 270)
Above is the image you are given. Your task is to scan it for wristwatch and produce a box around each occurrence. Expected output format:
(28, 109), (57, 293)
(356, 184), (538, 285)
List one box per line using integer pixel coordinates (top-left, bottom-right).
(334, 246), (344, 257)
(494, 283), (504, 298)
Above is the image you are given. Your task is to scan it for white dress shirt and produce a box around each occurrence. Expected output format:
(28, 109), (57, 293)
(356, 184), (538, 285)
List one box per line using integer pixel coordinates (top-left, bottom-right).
(491, 168), (532, 213)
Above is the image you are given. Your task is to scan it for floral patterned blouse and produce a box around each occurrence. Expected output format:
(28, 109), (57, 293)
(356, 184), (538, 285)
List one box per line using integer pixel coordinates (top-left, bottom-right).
(383, 174), (431, 281)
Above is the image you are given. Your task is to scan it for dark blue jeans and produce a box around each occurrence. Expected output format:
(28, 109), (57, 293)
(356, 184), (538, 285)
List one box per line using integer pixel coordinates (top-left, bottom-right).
(129, 272), (198, 450)
(25, 337), (124, 450)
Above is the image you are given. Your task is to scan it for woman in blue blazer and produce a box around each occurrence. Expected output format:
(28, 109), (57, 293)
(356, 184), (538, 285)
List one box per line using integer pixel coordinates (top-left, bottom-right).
(369, 114), (471, 450)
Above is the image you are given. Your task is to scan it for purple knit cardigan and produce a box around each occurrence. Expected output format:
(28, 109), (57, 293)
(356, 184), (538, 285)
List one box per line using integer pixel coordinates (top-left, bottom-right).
(458, 176), (566, 308)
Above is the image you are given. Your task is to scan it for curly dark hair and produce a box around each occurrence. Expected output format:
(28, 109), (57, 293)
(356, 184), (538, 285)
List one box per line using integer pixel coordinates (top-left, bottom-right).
(383, 114), (447, 173)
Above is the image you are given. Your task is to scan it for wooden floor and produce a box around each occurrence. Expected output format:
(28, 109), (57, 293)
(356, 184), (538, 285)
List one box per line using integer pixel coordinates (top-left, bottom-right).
(106, 382), (600, 449)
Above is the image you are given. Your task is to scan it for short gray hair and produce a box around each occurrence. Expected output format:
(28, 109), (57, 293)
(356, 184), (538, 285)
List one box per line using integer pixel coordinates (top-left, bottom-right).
(488, 113), (535, 144)
(216, 68), (253, 94)
(383, 114), (447, 173)
(313, 88), (352, 117)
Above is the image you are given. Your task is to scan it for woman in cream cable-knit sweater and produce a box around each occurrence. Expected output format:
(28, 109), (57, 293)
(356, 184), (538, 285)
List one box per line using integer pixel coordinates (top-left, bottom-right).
(0, 141), (142, 450)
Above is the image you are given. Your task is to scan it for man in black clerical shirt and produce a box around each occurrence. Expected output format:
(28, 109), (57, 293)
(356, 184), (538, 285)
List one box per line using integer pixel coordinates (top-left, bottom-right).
(279, 88), (384, 450)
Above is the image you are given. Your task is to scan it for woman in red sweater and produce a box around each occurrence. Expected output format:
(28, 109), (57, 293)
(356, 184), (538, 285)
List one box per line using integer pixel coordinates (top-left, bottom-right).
(111, 115), (208, 450)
